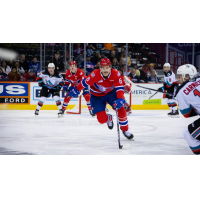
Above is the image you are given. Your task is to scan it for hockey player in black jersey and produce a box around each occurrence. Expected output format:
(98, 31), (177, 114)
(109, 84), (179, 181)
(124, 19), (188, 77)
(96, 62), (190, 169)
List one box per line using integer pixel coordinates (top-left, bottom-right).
(158, 63), (179, 117)
(35, 63), (64, 116)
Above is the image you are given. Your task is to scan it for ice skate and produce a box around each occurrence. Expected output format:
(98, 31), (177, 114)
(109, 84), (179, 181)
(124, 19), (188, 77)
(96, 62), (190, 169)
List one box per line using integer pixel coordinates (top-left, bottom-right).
(35, 109), (39, 116)
(58, 109), (65, 116)
(122, 129), (134, 140)
(171, 110), (180, 118)
(89, 110), (95, 117)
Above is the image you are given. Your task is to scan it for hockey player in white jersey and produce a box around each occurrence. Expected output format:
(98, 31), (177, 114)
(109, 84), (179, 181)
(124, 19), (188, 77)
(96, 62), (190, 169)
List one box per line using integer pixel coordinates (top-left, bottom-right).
(158, 63), (179, 117)
(35, 63), (64, 116)
(174, 64), (200, 155)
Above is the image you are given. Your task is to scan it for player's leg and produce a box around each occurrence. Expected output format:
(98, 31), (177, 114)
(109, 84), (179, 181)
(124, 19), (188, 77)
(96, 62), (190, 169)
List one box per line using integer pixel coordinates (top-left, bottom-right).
(82, 88), (94, 116)
(170, 100), (179, 117)
(62, 87), (74, 111)
(165, 97), (173, 116)
(107, 90), (133, 139)
(35, 87), (48, 115)
(90, 94), (114, 129)
(51, 90), (63, 115)
(183, 118), (200, 155)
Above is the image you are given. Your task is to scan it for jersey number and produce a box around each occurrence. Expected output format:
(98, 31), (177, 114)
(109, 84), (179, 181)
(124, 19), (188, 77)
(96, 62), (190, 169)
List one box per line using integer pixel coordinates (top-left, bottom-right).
(194, 89), (200, 97)
(119, 78), (122, 84)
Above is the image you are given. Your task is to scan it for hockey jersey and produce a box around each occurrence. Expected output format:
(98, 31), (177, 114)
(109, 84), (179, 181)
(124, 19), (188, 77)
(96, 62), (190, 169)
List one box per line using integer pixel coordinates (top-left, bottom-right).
(175, 77), (200, 118)
(77, 68), (124, 98)
(64, 68), (85, 87)
(36, 69), (64, 90)
(163, 70), (178, 89)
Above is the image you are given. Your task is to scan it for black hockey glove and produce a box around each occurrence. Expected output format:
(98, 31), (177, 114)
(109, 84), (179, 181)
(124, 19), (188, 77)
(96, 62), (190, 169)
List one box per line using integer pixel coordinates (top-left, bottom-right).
(38, 82), (44, 87)
(158, 87), (164, 92)
(55, 85), (62, 92)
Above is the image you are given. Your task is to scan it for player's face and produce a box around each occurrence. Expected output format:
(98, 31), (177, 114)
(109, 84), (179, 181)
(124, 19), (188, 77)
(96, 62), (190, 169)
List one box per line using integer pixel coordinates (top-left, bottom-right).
(48, 67), (54, 75)
(70, 64), (77, 73)
(164, 67), (170, 73)
(100, 66), (111, 77)
(177, 74), (184, 84)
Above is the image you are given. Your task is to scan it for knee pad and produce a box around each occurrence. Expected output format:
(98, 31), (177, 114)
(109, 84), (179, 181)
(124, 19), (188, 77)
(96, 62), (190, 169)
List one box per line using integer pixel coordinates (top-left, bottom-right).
(96, 111), (108, 124)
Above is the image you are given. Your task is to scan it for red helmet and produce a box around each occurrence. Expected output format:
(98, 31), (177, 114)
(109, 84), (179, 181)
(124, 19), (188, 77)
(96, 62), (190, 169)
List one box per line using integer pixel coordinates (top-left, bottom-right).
(100, 58), (111, 67)
(69, 61), (77, 66)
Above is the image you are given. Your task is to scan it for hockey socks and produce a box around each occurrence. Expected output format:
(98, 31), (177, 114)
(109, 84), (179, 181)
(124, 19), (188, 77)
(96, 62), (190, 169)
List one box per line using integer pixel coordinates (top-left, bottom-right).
(53, 96), (62, 110)
(62, 95), (72, 110)
(117, 107), (129, 132)
(83, 93), (92, 111)
(36, 97), (46, 110)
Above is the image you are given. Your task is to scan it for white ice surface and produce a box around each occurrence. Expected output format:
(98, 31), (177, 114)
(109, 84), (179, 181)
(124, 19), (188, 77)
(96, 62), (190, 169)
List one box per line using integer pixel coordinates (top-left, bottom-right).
(0, 110), (198, 155)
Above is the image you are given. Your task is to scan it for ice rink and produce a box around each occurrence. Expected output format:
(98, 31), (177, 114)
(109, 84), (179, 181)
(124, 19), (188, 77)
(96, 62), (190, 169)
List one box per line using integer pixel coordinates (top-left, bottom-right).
(0, 109), (198, 155)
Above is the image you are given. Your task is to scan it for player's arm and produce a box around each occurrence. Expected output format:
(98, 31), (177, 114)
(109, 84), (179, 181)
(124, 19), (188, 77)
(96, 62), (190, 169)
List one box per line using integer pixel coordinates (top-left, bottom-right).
(67, 71), (97, 97)
(113, 75), (126, 109)
(36, 71), (44, 87)
(55, 74), (64, 92)
(177, 94), (198, 118)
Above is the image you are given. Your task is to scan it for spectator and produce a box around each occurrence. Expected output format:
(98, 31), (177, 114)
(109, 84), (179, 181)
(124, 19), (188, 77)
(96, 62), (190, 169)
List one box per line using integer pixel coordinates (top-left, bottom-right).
(19, 54), (29, 73)
(112, 58), (120, 70)
(104, 43), (114, 50)
(139, 65), (148, 83)
(120, 51), (131, 66)
(0, 67), (9, 81)
(23, 69), (37, 82)
(29, 57), (41, 75)
(1, 60), (11, 74)
(148, 70), (160, 83)
(132, 64), (140, 77)
(94, 62), (100, 70)
(142, 64), (150, 75)
(74, 43), (83, 57)
(100, 51), (107, 59)
(8, 66), (21, 81)
(148, 63), (157, 77)
(15, 61), (25, 80)
(87, 43), (96, 56)
(128, 68), (140, 83)
(119, 60), (130, 76)
(79, 54), (95, 75)
(119, 59), (126, 68)
(96, 43), (105, 51)
(8, 60), (14, 68)
(53, 50), (64, 72)
(108, 50), (120, 63)
(75, 51), (84, 66)
(91, 52), (101, 64)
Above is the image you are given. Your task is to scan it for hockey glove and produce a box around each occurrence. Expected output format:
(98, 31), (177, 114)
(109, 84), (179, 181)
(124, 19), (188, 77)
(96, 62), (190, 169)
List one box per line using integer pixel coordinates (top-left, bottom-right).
(38, 82), (44, 87)
(124, 85), (131, 93)
(113, 98), (126, 110)
(62, 84), (69, 93)
(67, 87), (80, 98)
(55, 85), (62, 92)
(158, 87), (164, 92)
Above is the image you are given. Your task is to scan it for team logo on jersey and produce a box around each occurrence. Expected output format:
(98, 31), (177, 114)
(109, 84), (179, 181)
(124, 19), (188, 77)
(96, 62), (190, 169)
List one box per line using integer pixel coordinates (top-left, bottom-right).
(167, 73), (170, 76)
(117, 72), (120, 77)
(68, 75), (71, 77)
(80, 72), (83, 75)
(98, 79), (103, 83)
(91, 72), (95, 78)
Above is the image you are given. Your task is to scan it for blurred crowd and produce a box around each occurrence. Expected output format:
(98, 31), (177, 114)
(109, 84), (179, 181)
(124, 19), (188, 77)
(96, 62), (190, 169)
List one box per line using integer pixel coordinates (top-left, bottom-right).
(0, 43), (161, 83)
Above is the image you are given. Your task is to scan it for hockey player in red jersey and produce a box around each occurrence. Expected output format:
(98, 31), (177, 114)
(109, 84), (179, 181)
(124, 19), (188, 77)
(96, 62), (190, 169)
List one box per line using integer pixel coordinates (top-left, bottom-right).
(67, 58), (133, 139)
(61, 61), (94, 116)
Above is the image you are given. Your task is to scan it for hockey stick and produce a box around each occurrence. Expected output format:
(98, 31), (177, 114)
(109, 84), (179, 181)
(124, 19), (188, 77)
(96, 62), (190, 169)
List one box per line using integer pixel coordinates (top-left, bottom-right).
(124, 76), (173, 96)
(136, 85), (173, 96)
(149, 91), (158, 99)
(116, 110), (123, 149)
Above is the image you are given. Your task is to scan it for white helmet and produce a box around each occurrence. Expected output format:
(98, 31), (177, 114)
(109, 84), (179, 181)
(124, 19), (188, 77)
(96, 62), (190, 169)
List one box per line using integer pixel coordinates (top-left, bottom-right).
(177, 64), (197, 80)
(48, 63), (55, 68)
(163, 63), (170, 69)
